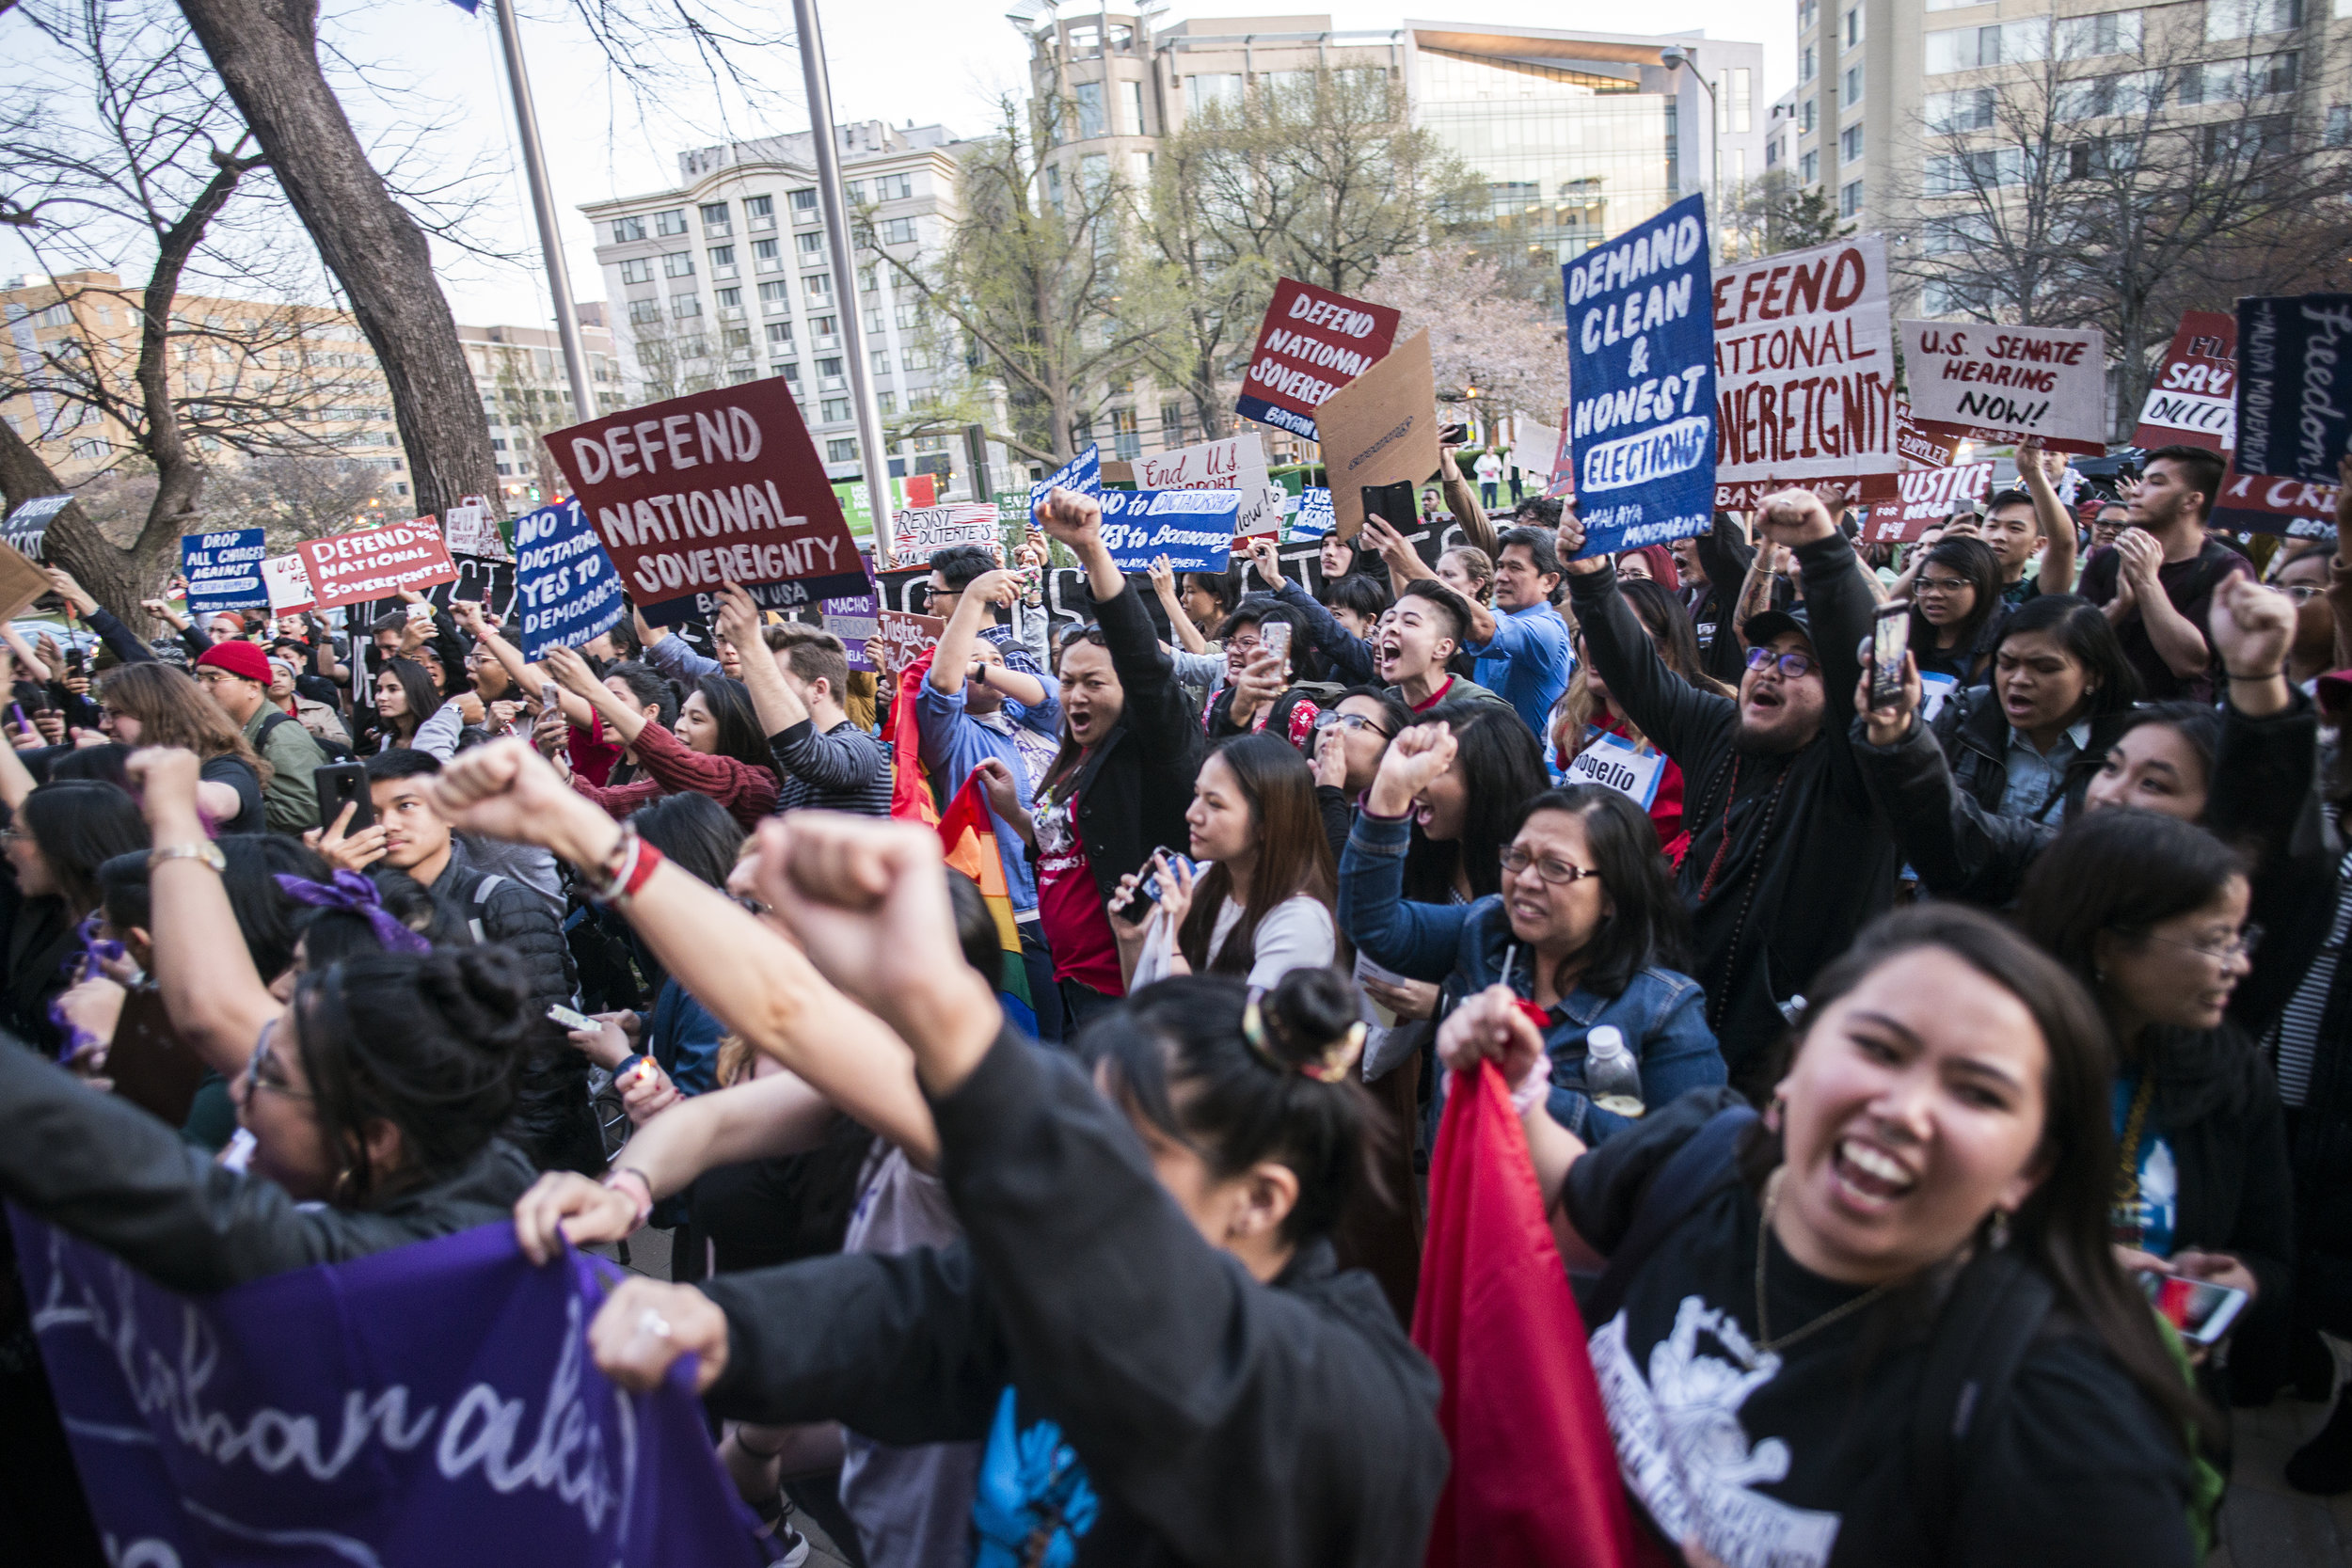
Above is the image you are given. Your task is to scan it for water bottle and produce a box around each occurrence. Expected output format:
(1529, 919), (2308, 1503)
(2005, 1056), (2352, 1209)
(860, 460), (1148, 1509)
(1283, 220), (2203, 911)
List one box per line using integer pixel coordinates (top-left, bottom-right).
(1582, 1025), (1645, 1118)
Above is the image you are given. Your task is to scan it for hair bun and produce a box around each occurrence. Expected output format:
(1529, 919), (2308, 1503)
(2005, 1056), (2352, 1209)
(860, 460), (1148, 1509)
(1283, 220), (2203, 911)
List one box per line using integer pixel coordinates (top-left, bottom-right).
(414, 946), (538, 1059)
(1256, 969), (1365, 1082)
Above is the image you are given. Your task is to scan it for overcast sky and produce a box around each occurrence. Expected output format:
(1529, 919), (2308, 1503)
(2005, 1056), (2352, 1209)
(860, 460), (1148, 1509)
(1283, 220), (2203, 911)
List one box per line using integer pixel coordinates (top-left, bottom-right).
(6, 1), (1792, 330)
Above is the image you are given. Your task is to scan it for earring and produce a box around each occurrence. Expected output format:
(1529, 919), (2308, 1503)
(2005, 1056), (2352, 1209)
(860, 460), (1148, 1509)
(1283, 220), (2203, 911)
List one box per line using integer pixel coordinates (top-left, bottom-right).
(1990, 1209), (2012, 1250)
(1763, 1094), (1788, 1134)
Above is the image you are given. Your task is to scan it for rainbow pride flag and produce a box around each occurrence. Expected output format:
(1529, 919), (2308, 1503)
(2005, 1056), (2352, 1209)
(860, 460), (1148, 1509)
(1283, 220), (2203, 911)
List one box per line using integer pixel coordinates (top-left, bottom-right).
(891, 653), (1038, 1035)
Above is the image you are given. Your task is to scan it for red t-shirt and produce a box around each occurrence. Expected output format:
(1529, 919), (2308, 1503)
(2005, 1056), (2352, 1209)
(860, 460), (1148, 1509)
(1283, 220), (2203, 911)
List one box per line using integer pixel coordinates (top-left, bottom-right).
(1033, 781), (1124, 995)
(567, 714), (622, 787)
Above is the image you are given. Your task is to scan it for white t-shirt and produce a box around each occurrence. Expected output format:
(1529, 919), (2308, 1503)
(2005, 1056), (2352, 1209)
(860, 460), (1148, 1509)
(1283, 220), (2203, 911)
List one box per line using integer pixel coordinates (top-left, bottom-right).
(1132, 893), (1336, 990)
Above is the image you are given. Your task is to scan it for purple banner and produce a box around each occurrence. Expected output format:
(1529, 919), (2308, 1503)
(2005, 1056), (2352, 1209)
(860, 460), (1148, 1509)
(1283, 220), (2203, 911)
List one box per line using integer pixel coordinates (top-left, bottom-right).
(10, 1209), (768, 1567)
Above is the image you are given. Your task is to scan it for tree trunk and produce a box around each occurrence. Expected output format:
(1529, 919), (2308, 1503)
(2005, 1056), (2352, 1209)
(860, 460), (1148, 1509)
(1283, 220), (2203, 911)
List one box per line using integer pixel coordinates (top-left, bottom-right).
(173, 0), (496, 517)
(0, 419), (167, 622)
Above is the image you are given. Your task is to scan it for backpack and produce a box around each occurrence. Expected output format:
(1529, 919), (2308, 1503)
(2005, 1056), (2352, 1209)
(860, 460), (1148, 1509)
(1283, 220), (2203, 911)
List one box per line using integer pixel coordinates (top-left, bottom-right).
(1576, 1106), (2219, 1560)
(256, 705), (355, 764)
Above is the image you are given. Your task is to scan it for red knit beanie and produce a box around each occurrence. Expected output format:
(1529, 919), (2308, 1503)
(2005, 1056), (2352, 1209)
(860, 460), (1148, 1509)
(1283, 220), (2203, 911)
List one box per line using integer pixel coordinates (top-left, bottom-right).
(194, 640), (272, 685)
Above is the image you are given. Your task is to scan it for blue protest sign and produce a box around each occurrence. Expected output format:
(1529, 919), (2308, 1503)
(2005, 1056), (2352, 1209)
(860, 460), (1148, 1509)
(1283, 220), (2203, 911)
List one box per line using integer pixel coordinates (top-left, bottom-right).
(1289, 486), (1335, 540)
(180, 529), (268, 614)
(821, 591), (880, 672)
(11, 1210), (764, 1567)
(513, 498), (627, 658)
(1563, 191), (1715, 557)
(1027, 445), (1102, 518)
(2236, 294), (2352, 486)
(1097, 488), (1239, 571)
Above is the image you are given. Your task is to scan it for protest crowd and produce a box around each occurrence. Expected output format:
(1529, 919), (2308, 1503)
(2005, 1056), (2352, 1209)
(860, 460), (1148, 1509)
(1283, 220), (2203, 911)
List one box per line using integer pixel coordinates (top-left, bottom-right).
(5, 271), (2352, 1568)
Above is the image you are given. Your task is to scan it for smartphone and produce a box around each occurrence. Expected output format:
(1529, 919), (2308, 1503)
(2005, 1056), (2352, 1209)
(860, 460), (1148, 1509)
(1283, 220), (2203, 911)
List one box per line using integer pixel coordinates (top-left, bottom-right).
(314, 761), (374, 834)
(1110, 849), (1200, 921)
(1261, 621), (1292, 666)
(1360, 482), (1417, 532)
(1439, 421), (1470, 445)
(547, 1004), (597, 1032)
(2135, 1269), (2250, 1346)
(1869, 600), (1910, 709)
(540, 681), (560, 712)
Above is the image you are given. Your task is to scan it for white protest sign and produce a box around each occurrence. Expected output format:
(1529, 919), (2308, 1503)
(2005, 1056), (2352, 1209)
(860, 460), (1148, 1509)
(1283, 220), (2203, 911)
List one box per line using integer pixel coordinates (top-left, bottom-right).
(1900, 321), (2107, 455)
(1132, 434), (1284, 539)
(1712, 235), (1899, 496)
(1564, 728), (1665, 809)
(888, 502), (1002, 567)
(442, 495), (508, 561)
(261, 553), (315, 613)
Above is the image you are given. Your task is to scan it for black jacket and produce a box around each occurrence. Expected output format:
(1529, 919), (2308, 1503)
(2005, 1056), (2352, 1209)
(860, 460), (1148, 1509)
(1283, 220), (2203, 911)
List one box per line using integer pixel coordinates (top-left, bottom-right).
(2135, 1023), (2296, 1327)
(1569, 535), (1894, 1082)
(0, 1032), (535, 1292)
(1931, 684), (2132, 826)
(427, 837), (577, 1010)
(1044, 579), (1205, 900)
(1856, 691), (2326, 928)
(1, 881), (75, 1059)
(700, 1027), (1447, 1568)
(1688, 510), (1769, 689)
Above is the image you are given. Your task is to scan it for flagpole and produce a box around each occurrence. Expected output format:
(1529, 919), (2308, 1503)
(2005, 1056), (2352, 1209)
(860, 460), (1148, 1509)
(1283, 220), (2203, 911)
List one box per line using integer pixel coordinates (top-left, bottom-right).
(489, 0), (597, 427)
(791, 0), (897, 571)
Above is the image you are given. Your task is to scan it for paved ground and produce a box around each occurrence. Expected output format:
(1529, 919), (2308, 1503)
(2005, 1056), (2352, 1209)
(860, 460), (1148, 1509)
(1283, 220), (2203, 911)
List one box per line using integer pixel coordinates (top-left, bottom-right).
(2214, 1396), (2352, 1567)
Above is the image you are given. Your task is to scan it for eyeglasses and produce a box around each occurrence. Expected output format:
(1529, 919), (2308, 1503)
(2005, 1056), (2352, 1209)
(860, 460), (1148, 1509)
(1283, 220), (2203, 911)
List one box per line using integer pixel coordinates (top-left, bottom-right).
(2278, 585), (2325, 605)
(1499, 846), (1601, 885)
(1312, 710), (1393, 737)
(242, 1018), (313, 1101)
(2126, 924), (2264, 965)
(1744, 646), (1818, 680)
(1916, 575), (1970, 594)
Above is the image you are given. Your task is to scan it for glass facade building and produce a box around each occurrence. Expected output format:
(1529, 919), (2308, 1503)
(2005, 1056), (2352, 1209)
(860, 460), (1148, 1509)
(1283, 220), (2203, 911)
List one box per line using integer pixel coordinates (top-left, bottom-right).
(1416, 48), (1681, 264)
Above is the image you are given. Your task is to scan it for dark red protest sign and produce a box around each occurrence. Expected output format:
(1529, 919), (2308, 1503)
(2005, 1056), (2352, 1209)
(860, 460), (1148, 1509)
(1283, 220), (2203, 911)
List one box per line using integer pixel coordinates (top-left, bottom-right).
(1234, 278), (1401, 443)
(1864, 461), (1998, 542)
(546, 376), (868, 626)
(2211, 465), (2339, 539)
(1895, 397), (1957, 467)
(2131, 311), (2237, 452)
(295, 517), (459, 610)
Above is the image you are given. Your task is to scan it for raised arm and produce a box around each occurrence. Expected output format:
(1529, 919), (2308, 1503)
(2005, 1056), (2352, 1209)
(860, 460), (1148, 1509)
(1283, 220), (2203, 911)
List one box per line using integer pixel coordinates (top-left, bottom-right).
(711, 581), (812, 738)
(1335, 756), (1477, 981)
(452, 600), (596, 729)
(1765, 488), (1875, 747)
(123, 747), (283, 1074)
(431, 740), (934, 1164)
(1041, 490), (1202, 771)
(1147, 556), (1208, 655)
(547, 642), (646, 746)
(2017, 438), (2077, 595)
(1561, 520), (1731, 767)
(1438, 445), (1500, 556)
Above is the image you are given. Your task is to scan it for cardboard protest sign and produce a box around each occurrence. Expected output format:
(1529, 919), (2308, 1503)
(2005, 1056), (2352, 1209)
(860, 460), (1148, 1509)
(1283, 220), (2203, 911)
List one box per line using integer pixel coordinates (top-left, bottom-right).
(2234, 295), (2352, 485)
(1712, 235), (1898, 501)
(1, 494), (71, 559)
(822, 592), (879, 672)
(2211, 465), (2341, 539)
(1315, 328), (1440, 542)
(1564, 192), (1716, 557)
(180, 530), (267, 615)
(1289, 486), (1335, 540)
(442, 494), (508, 560)
(870, 609), (944, 681)
(296, 516), (459, 610)
(1236, 278), (1402, 442)
(261, 553), (314, 613)
(2133, 312), (2237, 452)
(1133, 433), (1284, 540)
(509, 498), (626, 658)
(1900, 321), (2107, 455)
(0, 540), (50, 622)
(888, 502), (1002, 568)
(546, 376), (867, 626)
(1864, 461), (1998, 542)
(1545, 408), (1576, 500)
(1027, 446), (1102, 517)
(1097, 488), (1240, 571)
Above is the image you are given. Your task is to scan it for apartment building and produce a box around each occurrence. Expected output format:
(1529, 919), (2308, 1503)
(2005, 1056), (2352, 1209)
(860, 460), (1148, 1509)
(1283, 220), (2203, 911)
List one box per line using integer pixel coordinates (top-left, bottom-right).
(578, 121), (972, 490)
(1789, 0), (2347, 288)
(1, 271), (407, 493)
(1008, 8), (1764, 461)
(458, 313), (626, 512)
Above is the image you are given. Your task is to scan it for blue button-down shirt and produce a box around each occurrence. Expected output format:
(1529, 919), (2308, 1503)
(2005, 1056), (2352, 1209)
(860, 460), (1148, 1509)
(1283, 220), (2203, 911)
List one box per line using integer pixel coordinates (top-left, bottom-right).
(1468, 600), (1575, 736)
(1999, 717), (2090, 822)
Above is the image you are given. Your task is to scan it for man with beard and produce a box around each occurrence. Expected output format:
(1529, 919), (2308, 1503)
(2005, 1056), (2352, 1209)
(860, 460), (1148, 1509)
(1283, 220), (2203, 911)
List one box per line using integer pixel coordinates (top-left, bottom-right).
(2078, 444), (2249, 702)
(1561, 491), (1894, 1088)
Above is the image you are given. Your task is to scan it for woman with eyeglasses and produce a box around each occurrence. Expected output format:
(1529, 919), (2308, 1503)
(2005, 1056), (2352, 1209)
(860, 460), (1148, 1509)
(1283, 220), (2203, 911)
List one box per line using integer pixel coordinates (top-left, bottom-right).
(1308, 687), (1411, 862)
(1906, 535), (2006, 712)
(95, 660), (271, 834)
(1548, 578), (1731, 866)
(2015, 807), (2292, 1406)
(2267, 544), (2334, 689)
(1342, 775), (1721, 1144)
(1208, 600), (1323, 746)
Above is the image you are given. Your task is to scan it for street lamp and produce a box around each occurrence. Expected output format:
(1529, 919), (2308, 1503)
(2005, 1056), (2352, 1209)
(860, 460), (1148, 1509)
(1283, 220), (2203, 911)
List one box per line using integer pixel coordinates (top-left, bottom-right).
(1658, 45), (1722, 252)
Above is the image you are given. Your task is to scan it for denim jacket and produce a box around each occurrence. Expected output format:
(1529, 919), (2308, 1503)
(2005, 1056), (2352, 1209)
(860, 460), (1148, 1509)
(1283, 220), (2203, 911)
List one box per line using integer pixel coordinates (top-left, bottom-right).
(1337, 809), (1725, 1141)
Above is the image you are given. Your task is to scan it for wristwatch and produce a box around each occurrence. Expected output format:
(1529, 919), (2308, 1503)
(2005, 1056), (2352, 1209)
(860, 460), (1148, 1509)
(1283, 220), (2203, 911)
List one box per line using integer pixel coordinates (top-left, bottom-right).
(148, 841), (226, 874)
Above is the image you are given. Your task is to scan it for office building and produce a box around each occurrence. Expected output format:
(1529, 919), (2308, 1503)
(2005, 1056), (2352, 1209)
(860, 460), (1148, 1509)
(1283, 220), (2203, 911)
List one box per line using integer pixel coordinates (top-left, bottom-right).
(579, 121), (976, 490)
(457, 314), (626, 512)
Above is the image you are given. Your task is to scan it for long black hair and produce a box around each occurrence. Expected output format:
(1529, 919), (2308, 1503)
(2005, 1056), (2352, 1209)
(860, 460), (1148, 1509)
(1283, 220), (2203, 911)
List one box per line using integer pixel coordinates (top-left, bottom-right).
(687, 673), (777, 779)
(1508, 785), (1691, 1000)
(1908, 535), (2003, 656)
(1991, 594), (2141, 721)
(1750, 903), (2208, 1446)
(630, 789), (745, 889)
(2013, 806), (2247, 1003)
(1400, 697), (1549, 903)
(371, 657), (441, 747)
(1177, 734), (1334, 975)
(1090, 968), (1377, 1246)
(17, 782), (148, 917)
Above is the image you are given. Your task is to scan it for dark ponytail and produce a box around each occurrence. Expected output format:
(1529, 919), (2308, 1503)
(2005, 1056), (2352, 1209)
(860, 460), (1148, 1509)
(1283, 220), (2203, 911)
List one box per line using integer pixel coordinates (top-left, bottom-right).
(1088, 968), (1376, 1247)
(291, 946), (532, 1205)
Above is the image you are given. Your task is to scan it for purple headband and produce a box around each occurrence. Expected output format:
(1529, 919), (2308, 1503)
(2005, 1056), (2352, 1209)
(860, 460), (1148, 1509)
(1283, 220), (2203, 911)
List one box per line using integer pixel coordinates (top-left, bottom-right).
(50, 914), (129, 1064)
(274, 870), (433, 956)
